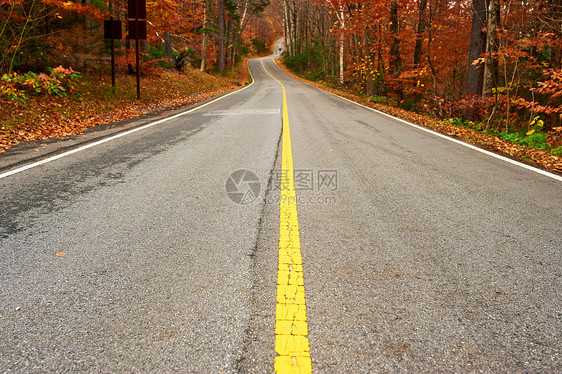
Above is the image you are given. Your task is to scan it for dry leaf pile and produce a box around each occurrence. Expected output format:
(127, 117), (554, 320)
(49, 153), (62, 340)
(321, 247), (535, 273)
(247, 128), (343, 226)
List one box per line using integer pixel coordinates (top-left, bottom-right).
(0, 66), (250, 154)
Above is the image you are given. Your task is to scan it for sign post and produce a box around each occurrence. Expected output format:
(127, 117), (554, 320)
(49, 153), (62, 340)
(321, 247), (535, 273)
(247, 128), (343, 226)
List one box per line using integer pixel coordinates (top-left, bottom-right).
(103, 18), (122, 87)
(111, 22), (115, 87)
(128, 0), (146, 100)
(135, 8), (140, 100)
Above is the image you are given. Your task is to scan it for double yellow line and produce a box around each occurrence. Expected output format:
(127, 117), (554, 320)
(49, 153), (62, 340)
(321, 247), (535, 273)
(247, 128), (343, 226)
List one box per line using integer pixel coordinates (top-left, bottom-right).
(260, 59), (312, 373)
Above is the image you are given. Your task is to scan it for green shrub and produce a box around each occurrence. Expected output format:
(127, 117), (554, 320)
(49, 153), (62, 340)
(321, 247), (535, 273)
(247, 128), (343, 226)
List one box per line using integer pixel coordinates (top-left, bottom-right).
(452, 118), (463, 127)
(283, 39), (326, 75)
(239, 43), (250, 56)
(369, 96), (391, 105)
(283, 52), (308, 73)
(401, 99), (415, 110)
(517, 132), (547, 150)
(551, 146), (562, 157)
(498, 131), (519, 142)
(0, 66), (81, 103)
(305, 71), (327, 82)
(497, 130), (548, 151)
(251, 39), (267, 54)
(147, 44), (167, 60)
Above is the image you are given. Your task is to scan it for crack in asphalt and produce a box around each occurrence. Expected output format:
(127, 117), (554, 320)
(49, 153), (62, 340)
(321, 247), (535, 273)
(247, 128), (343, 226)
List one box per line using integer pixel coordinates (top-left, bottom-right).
(236, 111), (283, 373)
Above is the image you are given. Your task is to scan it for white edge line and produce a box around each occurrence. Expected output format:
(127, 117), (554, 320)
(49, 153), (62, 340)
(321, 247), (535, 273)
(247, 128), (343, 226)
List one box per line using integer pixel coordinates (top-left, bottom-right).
(270, 59), (562, 183)
(0, 64), (256, 180)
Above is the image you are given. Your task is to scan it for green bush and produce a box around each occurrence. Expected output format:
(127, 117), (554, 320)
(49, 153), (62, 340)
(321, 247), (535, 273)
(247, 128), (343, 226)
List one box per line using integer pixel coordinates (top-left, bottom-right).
(498, 131), (519, 142)
(0, 66), (81, 103)
(517, 132), (547, 150)
(551, 146), (562, 157)
(283, 52), (308, 73)
(251, 39), (267, 54)
(284, 39), (326, 75)
(7, 38), (50, 73)
(147, 44), (180, 68)
(401, 99), (415, 110)
(369, 96), (391, 105)
(239, 43), (250, 56)
(305, 71), (327, 82)
(147, 44), (167, 60)
(497, 130), (548, 151)
(452, 118), (463, 127)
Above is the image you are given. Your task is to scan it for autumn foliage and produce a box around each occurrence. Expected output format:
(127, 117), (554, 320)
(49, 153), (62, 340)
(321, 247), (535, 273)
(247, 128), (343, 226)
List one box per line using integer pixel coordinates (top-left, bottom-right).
(277, 59), (562, 172)
(0, 0), (277, 152)
(277, 0), (562, 157)
(1, 66), (80, 103)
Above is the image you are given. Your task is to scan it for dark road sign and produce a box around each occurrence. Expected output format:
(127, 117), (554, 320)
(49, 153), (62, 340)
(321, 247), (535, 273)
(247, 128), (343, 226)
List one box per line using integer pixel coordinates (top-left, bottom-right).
(103, 19), (122, 39)
(127, 20), (147, 40)
(128, 0), (146, 19)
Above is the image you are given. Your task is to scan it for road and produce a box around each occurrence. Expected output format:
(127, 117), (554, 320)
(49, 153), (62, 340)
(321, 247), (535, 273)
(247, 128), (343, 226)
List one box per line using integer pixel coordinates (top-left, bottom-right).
(0, 54), (561, 373)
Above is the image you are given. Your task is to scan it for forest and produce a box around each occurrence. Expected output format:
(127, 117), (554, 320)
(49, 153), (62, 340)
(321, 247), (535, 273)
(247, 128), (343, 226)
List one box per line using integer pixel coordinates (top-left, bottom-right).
(1, 0), (561, 159)
(0, 0), (275, 74)
(278, 0), (562, 156)
(0, 0), (278, 151)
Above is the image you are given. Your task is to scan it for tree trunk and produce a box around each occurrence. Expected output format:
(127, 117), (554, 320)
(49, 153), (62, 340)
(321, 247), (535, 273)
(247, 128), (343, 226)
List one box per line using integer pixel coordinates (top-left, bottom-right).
(338, 6), (345, 86)
(218, 0), (225, 72)
(426, 22), (437, 97)
(377, 24), (384, 73)
(466, 0), (487, 96)
(164, 31), (172, 61)
(414, 0), (427, 68)
(365, 44), (376, 97)
(339, 33), (344, 85)
(483, 0), (500, 95)
(82, 0), (91, 29)
(291, 1), (298, 55)
(200, 0), (207, 72)
(226, 18), (232, 69)
(283, 0), (290, 55)
(389, 0), (403, 102)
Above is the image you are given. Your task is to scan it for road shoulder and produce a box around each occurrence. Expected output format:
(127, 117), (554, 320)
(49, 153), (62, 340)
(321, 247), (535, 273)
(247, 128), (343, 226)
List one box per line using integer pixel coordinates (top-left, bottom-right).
(0, 84), (251, 174)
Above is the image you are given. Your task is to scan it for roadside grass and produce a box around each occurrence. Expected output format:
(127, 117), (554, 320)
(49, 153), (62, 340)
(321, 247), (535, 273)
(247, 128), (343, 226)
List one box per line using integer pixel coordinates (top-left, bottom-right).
(0, 65), (251, 154)
(276, 60), (562, 174)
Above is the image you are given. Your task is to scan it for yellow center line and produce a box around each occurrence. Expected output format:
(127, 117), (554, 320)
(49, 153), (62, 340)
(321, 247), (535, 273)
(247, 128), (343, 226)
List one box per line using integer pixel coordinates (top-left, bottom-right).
(260, 58), (312, 374)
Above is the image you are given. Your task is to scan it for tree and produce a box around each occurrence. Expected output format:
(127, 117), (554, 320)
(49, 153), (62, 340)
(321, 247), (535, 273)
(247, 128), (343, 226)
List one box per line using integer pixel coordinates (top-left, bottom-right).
(413, 0), (427, 68)
(218, 0), (225, 72)
(482, 0), (499, 95)
(321, 0), (348, 85)
(466, 0), (487, 96)
(389, 0), (403, 101)
(200, 0), (209, 71)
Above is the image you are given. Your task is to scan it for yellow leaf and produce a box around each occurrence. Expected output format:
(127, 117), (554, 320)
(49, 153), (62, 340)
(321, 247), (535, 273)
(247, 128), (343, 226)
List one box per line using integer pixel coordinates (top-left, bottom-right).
(526, 129), (535, 135)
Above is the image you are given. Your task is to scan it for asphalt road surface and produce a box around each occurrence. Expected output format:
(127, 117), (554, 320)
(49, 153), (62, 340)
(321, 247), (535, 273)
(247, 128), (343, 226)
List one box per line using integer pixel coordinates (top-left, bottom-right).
(1, 53), (561, 373)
